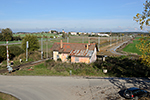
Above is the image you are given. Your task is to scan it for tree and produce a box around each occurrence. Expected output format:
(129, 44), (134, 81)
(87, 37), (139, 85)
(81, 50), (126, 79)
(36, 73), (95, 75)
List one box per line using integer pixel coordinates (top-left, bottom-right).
(21, 35), (40, 52)
(134, 0), (150, 67)
(133, 0), (150, 29)
(0, 46), (7, 61)
(136, 36), (150, 67)
(0, 34), (4, 41)
(1, 28), (13, 41)
(62, 33), (68, 39)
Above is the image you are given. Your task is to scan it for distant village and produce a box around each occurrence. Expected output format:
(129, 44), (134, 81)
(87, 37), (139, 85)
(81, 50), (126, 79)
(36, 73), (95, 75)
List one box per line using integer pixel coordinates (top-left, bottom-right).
(14, 29), (149, 37)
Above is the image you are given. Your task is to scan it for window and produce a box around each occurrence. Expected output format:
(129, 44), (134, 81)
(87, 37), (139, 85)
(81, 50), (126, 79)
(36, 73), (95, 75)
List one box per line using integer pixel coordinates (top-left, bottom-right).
(75, 57), (79, 62)
(57, 55), (59, 59)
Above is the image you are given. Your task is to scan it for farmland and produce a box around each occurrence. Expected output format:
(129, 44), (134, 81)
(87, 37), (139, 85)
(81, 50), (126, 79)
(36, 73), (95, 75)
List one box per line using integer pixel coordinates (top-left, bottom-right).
(123, 37), (142, 55)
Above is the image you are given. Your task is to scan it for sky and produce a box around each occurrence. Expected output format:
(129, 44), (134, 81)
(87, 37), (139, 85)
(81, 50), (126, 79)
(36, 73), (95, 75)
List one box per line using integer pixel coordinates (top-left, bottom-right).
(0, 0), (149, 32)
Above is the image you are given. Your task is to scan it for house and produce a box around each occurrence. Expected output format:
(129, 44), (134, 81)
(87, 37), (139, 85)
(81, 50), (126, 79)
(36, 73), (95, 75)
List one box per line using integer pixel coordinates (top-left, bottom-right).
(50, 40), (98, 64)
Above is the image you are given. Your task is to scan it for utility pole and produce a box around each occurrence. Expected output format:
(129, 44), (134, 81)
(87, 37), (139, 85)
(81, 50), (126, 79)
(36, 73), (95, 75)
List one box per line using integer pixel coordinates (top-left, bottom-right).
(46, 38), (48, 58)
(110, 31), (112, 46)
(26, 41), (29, 61)
(117, 35), (119, 44)
(98, 37), (100, 50)
(82, 37), (84, 43)
(6, 40), (13, 72)
(67, 37), (69, 43)
(41, 37), (43, 59)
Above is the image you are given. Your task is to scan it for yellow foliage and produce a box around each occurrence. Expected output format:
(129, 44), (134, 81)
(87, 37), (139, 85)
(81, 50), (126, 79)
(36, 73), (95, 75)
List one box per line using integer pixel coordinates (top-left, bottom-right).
(136, 36), (150, 67)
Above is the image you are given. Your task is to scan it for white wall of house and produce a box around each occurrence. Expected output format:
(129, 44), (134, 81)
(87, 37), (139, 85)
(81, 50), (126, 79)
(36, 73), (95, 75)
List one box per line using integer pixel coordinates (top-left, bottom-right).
(90, 47), (97, 63)
(53, 51), (59, 61)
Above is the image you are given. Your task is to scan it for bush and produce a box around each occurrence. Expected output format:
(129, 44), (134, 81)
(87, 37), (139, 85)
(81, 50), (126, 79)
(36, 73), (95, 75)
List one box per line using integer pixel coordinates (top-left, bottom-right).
(13, 36), (22, 41)
(57, 58), (62, 62)
(50, 36), (54, 38)
(9, 45), (24, 59)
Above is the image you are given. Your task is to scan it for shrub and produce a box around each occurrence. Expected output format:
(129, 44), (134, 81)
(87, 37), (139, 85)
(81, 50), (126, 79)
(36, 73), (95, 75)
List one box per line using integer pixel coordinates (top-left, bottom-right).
(9, 45), (24, 58)
(13, 36), (22, 41)
(50, 36), (54, 38)
(57, 58), (62, 62)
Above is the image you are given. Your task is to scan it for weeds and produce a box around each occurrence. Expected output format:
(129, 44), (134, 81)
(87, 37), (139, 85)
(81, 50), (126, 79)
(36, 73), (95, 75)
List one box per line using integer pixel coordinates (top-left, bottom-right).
(13, 55), (150, 77)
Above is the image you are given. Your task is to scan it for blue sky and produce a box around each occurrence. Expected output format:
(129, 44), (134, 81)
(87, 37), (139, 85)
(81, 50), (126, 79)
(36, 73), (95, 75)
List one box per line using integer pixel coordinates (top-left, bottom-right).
(0, 0), (149, 32)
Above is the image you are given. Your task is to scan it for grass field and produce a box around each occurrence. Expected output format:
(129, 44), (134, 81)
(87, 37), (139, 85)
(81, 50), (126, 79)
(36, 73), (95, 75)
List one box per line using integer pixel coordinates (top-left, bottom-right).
(123, 37), (142, 55)
(0, 41), (21, 44)
(13, 33), (58, 38)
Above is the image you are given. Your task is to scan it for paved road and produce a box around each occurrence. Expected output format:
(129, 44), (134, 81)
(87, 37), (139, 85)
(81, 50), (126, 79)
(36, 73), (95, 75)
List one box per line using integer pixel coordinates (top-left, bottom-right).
(0, 76), (150, 100)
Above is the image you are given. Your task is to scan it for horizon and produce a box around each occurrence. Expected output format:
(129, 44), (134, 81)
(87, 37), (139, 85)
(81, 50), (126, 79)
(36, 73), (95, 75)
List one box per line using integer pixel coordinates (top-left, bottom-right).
(0, 0), (149, 32)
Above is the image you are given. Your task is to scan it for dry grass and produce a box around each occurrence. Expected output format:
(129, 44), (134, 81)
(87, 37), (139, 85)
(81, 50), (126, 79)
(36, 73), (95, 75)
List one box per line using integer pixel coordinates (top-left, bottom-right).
(0, 92), (19, 100)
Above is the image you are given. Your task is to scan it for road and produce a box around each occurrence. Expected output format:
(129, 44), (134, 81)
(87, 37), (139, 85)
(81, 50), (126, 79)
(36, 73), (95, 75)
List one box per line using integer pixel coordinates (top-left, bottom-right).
(0, 76), (149, 100)
(0, 42), (21, 46)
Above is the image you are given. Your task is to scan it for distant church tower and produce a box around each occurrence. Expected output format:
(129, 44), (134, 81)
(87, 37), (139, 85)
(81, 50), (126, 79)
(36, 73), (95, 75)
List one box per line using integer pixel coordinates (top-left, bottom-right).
(62, 29), (65, 33)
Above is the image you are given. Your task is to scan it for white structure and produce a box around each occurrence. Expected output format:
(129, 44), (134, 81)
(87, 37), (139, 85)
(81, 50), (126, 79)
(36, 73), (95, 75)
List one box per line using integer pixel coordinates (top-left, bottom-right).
(98, 33), (109, 37)
(49, 30), (51, 33)
(70, 32), (77, 35)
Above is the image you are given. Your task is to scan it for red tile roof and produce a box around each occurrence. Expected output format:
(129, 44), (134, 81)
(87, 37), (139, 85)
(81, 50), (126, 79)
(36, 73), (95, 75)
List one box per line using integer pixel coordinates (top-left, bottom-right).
(51, 42), (96, 53)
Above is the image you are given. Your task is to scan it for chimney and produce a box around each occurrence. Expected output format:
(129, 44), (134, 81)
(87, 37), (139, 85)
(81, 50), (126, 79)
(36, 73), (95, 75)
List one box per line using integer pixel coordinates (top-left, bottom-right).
(60, 40), (63, 48)
(86, 44), (88, 50)
(88, 39), (90, 45)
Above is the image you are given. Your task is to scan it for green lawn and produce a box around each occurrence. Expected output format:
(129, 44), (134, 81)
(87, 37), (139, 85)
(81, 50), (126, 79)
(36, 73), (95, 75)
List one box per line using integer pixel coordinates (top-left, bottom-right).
(123, 39), (142, 55)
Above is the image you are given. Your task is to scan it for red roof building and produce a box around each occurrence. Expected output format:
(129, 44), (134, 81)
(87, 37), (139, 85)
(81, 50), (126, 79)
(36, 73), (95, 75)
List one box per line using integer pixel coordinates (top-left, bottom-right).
(51, 40), (97, 63)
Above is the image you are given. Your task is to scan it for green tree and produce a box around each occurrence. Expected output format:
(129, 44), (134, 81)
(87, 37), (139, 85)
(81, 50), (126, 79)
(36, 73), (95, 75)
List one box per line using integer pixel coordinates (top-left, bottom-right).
(0, 34), (4, 41)
(133, 0), (150, 29)
(1, 28), (13, 41)
(62, 33), (68, 39)
(21, 35), (40, 52)
(0, 46), (7, 61)
(134, 0), (150, 67)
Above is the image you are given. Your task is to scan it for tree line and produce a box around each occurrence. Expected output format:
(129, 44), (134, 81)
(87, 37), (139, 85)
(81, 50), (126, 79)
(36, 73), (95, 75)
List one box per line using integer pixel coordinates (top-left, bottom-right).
(0, 28), (21, 41)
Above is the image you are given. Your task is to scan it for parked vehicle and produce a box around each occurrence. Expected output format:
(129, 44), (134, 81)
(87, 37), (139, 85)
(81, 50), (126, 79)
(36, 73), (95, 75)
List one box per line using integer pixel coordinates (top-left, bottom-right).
(123, 87), (149, 99)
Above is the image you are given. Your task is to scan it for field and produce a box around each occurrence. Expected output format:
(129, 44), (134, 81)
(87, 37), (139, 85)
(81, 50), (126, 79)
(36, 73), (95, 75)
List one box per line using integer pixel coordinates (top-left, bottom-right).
(0, 41), (21, 44)
(13, 33), (57, 38)
(123, 37), (142, 55)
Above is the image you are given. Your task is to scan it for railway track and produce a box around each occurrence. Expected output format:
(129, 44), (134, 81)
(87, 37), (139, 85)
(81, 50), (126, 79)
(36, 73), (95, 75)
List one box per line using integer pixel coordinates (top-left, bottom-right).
(0, 59), (48, 74)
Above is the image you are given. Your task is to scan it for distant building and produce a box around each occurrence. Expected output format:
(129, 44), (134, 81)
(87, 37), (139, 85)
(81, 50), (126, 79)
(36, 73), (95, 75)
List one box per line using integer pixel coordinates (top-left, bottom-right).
(98, 33), (109, 37)
(70, 32), (77, 35)
(62, 29), (65, 33)
(49, 30), (51, 33)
